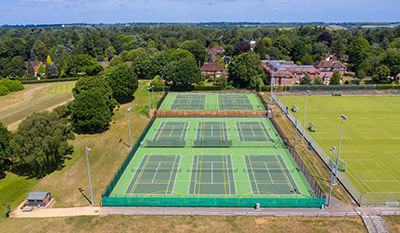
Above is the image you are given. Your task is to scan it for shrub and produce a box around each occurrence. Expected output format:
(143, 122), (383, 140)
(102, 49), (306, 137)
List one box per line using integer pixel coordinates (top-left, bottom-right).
(0, 85), (9, 96)
(0, 78), (24, 92)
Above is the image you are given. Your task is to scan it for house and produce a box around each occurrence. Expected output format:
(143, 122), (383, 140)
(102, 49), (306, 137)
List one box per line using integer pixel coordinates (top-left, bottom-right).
(200, 62), (225, 79)
(262, 60), (320, 86)
(26, 192), (51, 208)
(313, 60), (347, 75)
(97, 61), (132, 67)
(319, 72), (334, 85)
(206, 46), (225, 61)
(25, 61), (47, 76)
(322, 53), (349, 61)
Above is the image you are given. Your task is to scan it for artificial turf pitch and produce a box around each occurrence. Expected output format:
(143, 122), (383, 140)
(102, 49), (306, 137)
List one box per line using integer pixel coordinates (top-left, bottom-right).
(110, 117), (315, 199)
(159, 93), (265, 111)
(279, 95), (400, 198)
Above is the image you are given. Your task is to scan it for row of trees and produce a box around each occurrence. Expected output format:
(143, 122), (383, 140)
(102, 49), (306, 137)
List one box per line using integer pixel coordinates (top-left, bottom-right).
(1, 25), (400, 83)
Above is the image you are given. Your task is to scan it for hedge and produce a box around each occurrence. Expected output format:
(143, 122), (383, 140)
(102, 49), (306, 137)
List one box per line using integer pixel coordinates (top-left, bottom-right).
(19, 77), (81, 84)
(0, 78), (24, 92)
(153, 85), (223, 92)
(0, 85), (9, 96)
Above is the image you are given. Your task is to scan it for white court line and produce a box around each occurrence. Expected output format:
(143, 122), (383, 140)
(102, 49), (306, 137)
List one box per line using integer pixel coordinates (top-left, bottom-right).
(152, 121), (165, 141)
(126, 154), (151, 194)
(211, 162), (214, 184)
(225, 154), (232, 194)
(180, 122), (188, 141)
(250, 125), (256, 136)
(264, 162), (274, 184)
(165, 155), (178, 194)
(168, 125), (175, 136)
(247, 156), (261, 194)
(151, 162), (161, 183)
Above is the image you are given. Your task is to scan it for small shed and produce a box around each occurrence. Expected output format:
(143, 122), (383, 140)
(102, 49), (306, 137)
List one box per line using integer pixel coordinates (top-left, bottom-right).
(27, 192), (51, 207)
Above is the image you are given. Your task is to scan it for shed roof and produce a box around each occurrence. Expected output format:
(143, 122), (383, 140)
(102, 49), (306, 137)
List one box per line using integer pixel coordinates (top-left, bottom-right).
(27, 192), (50, 201)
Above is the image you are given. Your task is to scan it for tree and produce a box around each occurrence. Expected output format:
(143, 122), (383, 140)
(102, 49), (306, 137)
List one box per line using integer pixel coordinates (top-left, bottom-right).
(314, 76), (323, 85)
(30, 48), (36, 61)
(228, 52), (264, 89)
(105, 46), (116, 61)
(11, 56), (25, 77)
(318, 31), (333, 47)
(71, 89), (112, 133)
(8, 111), (74, 177)
(27, 61), (34, 77)
(0, 122), (10, 173)
(163, 55), (201, 86)
(273, 35), (293, 56)
(254, 40), (266, 60)
(232, 41), (250, 56)
(330, 70), (341, 85)
(65, 54), (102, 76)
(105, 63), (138, 102)
(356, 70), (366, 80)
(216, 73), (228, 89)
(300, 73), (312, 85)
(347, 37), (372, 67)
(73, 76), (116, 112)
(301, 54), (314, 65)
(46, 55), (52, 65)
(45, 62), (59, 78)
(373, 65), (391, 84)
(33, 40), (48, 61)
(180, 40), (207, 66)
(37, 63), (45, 76)
(291, 39), (307, 62)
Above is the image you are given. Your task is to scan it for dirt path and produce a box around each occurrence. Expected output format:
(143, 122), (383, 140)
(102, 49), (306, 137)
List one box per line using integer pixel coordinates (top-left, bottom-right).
(11, 207), (100, 218)
(0, 81), (75, 130)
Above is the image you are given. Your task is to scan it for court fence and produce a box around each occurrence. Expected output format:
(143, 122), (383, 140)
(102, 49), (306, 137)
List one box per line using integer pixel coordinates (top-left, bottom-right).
(102, 116), (156, 199)
(156, 110), (267, 117)
(273, 84), (400, 96)
(102, 196), (325, 208)
(271, 94), (400, 207)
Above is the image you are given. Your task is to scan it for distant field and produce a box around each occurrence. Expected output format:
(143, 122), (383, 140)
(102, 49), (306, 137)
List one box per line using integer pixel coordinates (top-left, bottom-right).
(0, 81), (75, 130)
(279, 95), (400, 204)
(47, 82), (75, 94)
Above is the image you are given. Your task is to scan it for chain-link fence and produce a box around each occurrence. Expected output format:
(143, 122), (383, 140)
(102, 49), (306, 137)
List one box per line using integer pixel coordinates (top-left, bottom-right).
(272, 94), (400, 207)
(273, 85), (400, 96)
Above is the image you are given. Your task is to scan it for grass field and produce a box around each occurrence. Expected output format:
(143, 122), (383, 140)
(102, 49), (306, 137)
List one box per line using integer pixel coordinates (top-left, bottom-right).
(0, 216), (367, 233)
(159, 93), (265, 111)
(278, 95), (400, 203)
(47, 83), (75, 94)
(0, 81), (76, 130)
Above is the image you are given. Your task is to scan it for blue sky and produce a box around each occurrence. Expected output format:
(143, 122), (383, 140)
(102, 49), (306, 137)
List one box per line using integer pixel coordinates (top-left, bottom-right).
(0, 0), (399, 25)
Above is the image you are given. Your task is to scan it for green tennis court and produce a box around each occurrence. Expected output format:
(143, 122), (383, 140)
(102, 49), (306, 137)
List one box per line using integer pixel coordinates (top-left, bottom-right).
(108, 117), (315, 202)
(236, 121), (271, 142)
(170, 94), (206, 110)
(159, 93), (265, 111)
(189, 154), (236, 195)
(244, 154), (299, 195)
(219, 94), (253, 110)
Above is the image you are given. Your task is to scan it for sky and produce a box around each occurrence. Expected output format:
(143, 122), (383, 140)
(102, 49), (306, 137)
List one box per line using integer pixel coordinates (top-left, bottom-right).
(0, 0), (399, 25)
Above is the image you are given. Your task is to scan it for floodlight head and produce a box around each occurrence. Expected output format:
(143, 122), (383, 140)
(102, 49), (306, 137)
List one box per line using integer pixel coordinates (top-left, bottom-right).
(330, 147), (336, 151)
(152, 85), (154, 88)
(127, 107), (131, 111)
(147, 87), (151, 91)
(294, 105), (299, 112)
(341, 115), (348, 120)
(85, 147), (91, 152)
(306, 90), (311, 93)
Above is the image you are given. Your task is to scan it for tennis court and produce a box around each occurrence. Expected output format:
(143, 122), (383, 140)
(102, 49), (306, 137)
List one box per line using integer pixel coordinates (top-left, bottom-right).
(219, 94), (253, 110)
(189, 154), (236, 195)
(146, 121), (188, 147)
(236, 121), (271, 142)
(125, 154), (181, 195)
(244, 154), (299, 195)
(159, 93), (265, 111)
(170, 94), (205, 110)
(108, 117), (317, 204)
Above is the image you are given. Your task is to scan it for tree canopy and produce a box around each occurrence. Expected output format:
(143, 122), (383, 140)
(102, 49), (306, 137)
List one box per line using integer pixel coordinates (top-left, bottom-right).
(228, 52), (264, 89)
(180, 40), (207, 66)
(105, 63), (139, 102)
(0, 122), (10, 173)
(65, 54), (102, 76)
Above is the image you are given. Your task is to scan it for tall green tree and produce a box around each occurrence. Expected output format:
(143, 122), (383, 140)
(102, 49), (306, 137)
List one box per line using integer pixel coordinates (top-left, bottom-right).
(71, 90), (112, 133)
(33, 39), (48, 61)
(162, 49), (201, 85)
(8, 111), (74, 177)
(300, 73), (312, 85)
(330, 70), (341, 85)
(0, 123), (10, 173)
(27, 61), (34, 77)
(314, 76), (323, 85)
(65, 54), (102, 76)
(106, 63), (139, 102)
(180, 40), (207, 66)
(373, 64), (391, 84)
(73, 76), (116, 112)
(347, 37), (372, 67)
(228, 52), (264, 89)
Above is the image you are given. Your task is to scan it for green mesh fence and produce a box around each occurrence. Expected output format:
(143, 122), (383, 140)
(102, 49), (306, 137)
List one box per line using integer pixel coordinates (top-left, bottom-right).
(102, 196), (325, 208)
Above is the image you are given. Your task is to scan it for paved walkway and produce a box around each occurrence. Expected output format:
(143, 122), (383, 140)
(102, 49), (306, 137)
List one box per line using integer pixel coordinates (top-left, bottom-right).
(10, 206), (101, 218)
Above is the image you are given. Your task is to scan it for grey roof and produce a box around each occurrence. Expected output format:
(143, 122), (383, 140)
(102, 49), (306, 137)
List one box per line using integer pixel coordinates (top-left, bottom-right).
(27, 192), (50, 200)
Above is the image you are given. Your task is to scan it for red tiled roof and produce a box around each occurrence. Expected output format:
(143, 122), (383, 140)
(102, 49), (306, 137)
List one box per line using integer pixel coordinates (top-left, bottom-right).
(313, 61), (346, 69)
(201, 62), (223, 72)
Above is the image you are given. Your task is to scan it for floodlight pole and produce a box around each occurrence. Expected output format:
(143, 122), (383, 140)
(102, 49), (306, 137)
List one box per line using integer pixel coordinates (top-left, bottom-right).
(274, 86), (278, 118)
(162, 75), (165, 94)
(259, 75), (262, 93)
(293, 105), (299, 148)
(148, 87), (151, 118)
(270, 76), (274, 103)
(85, 147), (94, 206)
(301, 90), (311, 142)
(284, 81), (287, 117)
(127, 107), (132, 148)
(328, 147), (336, 207)
(152, 85), (155, 111)
(334, 115), (348, 184)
